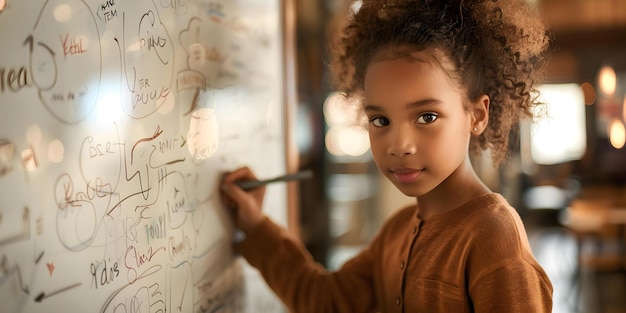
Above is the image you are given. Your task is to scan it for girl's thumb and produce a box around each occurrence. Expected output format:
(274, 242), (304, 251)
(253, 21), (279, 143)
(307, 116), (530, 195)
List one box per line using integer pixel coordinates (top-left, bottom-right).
(222, 183), (247, 201)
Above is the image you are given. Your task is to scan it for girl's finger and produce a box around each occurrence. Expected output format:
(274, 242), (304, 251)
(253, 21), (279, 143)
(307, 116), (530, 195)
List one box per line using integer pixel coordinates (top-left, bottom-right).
(221, 182), (250, 205)
(222, 167), (257, 184)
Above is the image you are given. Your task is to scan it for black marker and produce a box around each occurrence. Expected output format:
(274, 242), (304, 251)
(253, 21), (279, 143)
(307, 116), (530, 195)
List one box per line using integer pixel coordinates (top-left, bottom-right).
(236, 169), (313, 190)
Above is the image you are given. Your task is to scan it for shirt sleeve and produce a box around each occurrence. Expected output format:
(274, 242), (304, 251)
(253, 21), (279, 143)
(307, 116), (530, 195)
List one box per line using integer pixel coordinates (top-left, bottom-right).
(465, 197), (553, 312)
(469, 259), (553, 313)
(236, 216), (377, 313)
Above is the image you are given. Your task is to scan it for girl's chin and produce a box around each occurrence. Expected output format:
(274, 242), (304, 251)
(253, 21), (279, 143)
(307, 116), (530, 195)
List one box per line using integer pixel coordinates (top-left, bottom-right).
(391, 182), (428, 198)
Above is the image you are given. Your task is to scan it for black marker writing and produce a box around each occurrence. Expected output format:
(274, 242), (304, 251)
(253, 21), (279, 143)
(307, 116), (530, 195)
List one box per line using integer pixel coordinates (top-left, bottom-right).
(97, 0), (118, 23)
(0, 66), (30, 93)
(90, 259), (120, 289)
(34, 282), (81, 302)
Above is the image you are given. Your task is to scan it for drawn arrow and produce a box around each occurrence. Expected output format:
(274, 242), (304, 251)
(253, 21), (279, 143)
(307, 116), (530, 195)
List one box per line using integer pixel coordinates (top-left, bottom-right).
(34, 282), (81, 302)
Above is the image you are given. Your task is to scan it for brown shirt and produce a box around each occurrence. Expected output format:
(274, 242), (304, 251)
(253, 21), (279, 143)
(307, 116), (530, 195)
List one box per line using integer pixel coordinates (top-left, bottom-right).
(237, 193), (553, 312)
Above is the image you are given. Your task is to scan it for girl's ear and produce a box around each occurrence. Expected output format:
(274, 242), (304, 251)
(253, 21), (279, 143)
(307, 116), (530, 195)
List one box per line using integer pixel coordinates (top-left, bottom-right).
(471, 95), (489, 135)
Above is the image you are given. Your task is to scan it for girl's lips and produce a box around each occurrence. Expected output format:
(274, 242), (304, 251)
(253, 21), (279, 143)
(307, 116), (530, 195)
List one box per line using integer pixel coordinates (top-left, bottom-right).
(391, 168), (423, 184)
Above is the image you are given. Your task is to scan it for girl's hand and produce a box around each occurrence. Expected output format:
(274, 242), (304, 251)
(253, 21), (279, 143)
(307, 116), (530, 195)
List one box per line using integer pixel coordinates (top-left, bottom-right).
(220, 167), (266, 234)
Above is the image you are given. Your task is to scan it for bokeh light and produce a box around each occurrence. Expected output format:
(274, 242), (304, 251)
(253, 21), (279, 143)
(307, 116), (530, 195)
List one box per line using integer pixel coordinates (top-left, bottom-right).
(598, 66), (616, 96)
(21, 148), (37, 171)
(337, 126), (369, 157)
(325, 127), (345, 157)
(608, 118), (625, 149)
(323, 92), (363, 127)
(530, 84), (586, 164)
(323, 92), (370, 156)
(48, 139), (65, 163)
(580, 82), (596, 105)
(53, 4), (72, 23)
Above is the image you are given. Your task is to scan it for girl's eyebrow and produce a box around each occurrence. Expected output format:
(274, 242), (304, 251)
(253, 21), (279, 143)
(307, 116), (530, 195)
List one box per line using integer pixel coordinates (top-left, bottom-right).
(406, 98), (442, 108)
(364, 98), (442, 112)
(364, 104), (383, 112)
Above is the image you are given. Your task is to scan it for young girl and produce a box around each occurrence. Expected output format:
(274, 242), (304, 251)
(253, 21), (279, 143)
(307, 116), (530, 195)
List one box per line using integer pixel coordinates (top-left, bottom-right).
(221, 0), (553, 312)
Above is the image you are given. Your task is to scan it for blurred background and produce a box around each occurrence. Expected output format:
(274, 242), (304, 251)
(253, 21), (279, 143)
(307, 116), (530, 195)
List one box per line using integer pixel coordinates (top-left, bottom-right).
(289, 0), (626, 312)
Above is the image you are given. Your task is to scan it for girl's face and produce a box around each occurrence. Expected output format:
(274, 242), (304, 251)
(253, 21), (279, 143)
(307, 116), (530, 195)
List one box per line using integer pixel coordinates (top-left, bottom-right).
(363, 52), (475, 197)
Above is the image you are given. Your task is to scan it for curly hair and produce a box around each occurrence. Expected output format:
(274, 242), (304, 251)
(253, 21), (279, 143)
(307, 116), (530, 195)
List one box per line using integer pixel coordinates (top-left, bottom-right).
(329, 0), (551, 166)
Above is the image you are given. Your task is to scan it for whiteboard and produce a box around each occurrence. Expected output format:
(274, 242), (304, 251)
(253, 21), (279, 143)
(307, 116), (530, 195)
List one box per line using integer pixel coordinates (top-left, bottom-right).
(0, 0), (288, 312)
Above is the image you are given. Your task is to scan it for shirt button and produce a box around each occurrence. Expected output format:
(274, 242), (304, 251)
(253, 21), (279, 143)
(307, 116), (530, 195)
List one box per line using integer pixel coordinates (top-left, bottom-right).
(396, 297), (401, 305)
(412, 227), (417, 235)
(400, 261), (405, 270)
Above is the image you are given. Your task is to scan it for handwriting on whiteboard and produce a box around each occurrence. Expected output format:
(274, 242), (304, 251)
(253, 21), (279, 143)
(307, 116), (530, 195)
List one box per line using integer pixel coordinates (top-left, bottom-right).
(0, 0), (286, 312)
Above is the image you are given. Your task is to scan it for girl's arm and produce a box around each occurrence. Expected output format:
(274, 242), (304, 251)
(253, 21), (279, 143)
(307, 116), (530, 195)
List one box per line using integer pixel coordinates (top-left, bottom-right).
(469, 260), (553, 313)
(221, 167), (377, 313)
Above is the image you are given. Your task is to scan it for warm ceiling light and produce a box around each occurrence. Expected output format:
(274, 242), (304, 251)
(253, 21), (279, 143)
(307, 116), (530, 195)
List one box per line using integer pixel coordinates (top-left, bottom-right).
(21, 148), (38, 171)
(325, 127), (345, 156)
(53, 4), (72, 23)
(608, 119), (625, 149)
(530, 84), (586, 164)
(48, 139), (65, 163)
(323, 92), (362, 127)
(337, 126), (370, 156)
(598, 66), (617, 96)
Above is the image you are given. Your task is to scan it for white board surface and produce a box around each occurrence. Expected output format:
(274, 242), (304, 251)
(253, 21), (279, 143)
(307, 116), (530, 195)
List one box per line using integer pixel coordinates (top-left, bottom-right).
(0, 0), (288, 312)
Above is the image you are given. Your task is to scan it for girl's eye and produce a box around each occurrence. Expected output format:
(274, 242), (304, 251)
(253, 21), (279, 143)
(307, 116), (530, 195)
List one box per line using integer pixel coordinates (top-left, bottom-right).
(417, 113), (437, 124)
(370, 116), (390, 127)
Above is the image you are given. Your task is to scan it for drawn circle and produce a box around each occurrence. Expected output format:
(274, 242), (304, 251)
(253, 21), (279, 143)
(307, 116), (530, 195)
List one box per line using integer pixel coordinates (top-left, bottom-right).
(56, 199), (97, 251)
(54, 174), (98, 251)
(31, 0), (102, 124)
(30, 41), (57, 91)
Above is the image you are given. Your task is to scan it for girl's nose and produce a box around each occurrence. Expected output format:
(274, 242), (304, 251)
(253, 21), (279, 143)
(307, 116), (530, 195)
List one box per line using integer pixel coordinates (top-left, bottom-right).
(387, 127), (417, 156)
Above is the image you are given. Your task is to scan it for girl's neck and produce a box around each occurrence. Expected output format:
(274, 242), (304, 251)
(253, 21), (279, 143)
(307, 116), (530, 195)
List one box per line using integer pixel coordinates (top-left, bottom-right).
(415, 159), (492, 221)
